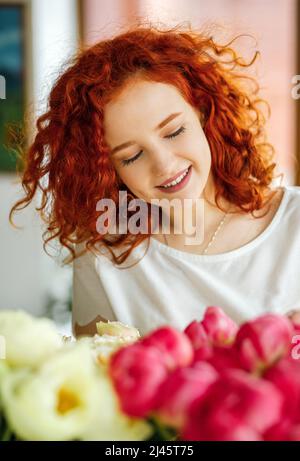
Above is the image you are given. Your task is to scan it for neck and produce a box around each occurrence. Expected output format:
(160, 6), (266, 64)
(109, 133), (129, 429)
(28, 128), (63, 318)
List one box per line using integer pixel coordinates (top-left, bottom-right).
(160, 174), (233, 243)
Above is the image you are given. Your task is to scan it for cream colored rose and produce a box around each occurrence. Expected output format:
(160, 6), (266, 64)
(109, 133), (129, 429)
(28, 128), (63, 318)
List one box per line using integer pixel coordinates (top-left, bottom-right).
(0, 360), (10, 410)
(79, 334), (138, 367)
(79, 321), (141, 368)
(96, 320), (140, 341)
(0, 343), (98, 440)
(0, 342), (152, 441)
(0, 310), (62, 368)
(81, 373), (152, 441)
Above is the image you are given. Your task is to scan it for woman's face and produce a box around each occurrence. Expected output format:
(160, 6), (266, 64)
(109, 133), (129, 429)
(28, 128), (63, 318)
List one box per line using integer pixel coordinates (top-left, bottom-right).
(103, 79), (215, 206)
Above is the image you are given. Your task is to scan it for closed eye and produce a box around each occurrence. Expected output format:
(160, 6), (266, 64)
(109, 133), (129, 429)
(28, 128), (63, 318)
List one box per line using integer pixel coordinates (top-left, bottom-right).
(121, 126), (186, 166)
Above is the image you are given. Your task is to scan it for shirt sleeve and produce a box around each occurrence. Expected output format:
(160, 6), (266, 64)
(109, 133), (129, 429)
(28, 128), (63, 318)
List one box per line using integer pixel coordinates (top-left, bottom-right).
(72, 244), (117, 331)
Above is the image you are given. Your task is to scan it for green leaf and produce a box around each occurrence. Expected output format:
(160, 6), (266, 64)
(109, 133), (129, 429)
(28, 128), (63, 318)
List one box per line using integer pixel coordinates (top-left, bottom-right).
(0, 412), (17, 442)
(145, 416), (178, 441)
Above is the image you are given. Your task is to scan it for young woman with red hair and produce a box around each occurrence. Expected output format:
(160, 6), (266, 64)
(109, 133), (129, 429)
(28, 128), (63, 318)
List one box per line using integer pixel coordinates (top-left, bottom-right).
(10, 24), (300, 338)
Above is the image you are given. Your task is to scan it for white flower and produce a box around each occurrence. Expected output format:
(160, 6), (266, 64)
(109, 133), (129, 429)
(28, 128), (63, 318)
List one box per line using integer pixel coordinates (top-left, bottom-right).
(0, 310), (62, 368)
(81, 373), (152, 441)
(96, 320), (140, 341)
(1, 343), (102, 440)
(0, 342), (152, 441)
(0, 360), (10, 410)
(82, 334), (136, 367)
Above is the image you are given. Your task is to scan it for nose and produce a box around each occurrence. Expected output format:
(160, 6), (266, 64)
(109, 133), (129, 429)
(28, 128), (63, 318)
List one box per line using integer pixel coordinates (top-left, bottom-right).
(150, 147), (178, 181)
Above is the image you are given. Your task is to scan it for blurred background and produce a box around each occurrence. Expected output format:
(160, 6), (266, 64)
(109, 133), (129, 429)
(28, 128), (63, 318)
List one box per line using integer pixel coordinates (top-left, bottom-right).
(0, 0), (299, 335)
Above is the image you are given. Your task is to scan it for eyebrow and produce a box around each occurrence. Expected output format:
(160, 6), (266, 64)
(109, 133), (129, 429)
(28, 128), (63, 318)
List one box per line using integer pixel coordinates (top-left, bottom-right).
(110, 112), (182, 155)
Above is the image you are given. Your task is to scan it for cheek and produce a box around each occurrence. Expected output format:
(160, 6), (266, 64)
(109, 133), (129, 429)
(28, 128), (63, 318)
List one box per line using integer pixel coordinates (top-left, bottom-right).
(117, 168), (147, 196)
(194, 136), (212, 167)
(122, 169), (139, 185)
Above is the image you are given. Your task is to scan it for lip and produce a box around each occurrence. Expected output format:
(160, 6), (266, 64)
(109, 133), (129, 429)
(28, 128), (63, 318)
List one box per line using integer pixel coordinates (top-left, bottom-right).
(156, 165), (192, 193)
(156, 166), (191, 187)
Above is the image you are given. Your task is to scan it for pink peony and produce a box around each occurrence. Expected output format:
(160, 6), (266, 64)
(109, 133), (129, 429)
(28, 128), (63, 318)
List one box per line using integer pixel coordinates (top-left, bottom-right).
(192, 343), (213, 363)
(264, 417), (300, 441)
(287, 425), (300, 441)
(140, 326), (194, 371)
(184, 307), (238, 365)
(153, 361), (218, 429)
(184, 320), (209, 349)
(201, 306), (239, 346)
(185, 421), (263, 441)
(108, 342), (168, 418)
(206, 345), (241, 373)
(263, 419), (294, 441)
(191, 344), (241, 373)
(181, 369), (283, 441)
(184, 320), (213, 364)
(263, 357), (300, 439)
(234, 314), (293, 374)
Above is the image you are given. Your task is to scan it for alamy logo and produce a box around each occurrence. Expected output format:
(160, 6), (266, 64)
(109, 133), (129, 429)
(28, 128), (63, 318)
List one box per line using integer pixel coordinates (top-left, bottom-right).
(291, 75), (300, 100)
(291, 335), (300, 360)
(0, 335), (6, 360)
(95, 191), (205, 246)
(0, 75), (6, 100)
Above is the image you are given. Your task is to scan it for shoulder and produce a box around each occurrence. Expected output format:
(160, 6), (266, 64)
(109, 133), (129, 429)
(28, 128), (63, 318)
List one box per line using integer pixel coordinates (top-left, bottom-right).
(276, 186), (300, 234)
(282, 185), (300, 215)
(73, 240), (114, 266)
(284, 185), (300, 202)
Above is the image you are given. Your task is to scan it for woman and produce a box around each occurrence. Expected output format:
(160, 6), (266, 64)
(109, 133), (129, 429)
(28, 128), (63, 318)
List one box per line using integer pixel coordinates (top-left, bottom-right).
(10, 24), (300, 337)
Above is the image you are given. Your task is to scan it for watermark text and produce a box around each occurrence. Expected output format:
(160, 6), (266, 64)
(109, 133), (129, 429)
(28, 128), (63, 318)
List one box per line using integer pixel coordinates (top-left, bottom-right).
(96, 191), (205, 246)
(0, 75), (6, 100)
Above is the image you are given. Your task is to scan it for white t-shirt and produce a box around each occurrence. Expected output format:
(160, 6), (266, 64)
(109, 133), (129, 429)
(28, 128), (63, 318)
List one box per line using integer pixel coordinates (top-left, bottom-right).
(72, 185), (300, 336)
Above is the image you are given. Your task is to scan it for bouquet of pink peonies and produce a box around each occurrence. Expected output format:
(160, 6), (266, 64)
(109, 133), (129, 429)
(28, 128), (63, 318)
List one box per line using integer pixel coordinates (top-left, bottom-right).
(108, 307), (300, 441)
(1, 307), (300, 441)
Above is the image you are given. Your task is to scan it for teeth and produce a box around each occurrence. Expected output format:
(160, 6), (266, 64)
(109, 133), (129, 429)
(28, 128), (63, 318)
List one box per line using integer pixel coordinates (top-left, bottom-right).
(161, 167), (189, 188)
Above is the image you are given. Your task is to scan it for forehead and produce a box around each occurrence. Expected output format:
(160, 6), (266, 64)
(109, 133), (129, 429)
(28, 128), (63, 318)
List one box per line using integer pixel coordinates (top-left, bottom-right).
(103, 80), (187, 136)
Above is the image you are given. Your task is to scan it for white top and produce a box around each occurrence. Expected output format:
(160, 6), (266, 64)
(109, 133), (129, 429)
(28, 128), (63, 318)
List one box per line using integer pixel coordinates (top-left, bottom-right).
(72, 186), (300, 336)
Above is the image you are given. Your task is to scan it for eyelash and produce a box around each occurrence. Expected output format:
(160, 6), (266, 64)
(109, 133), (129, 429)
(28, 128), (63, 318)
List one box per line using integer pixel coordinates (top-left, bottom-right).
(121, 126), (186, 166)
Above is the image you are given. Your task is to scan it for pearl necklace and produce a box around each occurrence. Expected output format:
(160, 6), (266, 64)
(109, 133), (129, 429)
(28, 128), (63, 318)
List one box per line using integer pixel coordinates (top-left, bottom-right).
(163, 210), (229, 255)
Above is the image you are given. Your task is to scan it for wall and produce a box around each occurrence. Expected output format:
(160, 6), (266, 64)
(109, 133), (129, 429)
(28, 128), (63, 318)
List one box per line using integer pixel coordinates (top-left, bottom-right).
(137, 0), (298, 185)
(83, 0), (297, 185)
(0, 0), (79, 317)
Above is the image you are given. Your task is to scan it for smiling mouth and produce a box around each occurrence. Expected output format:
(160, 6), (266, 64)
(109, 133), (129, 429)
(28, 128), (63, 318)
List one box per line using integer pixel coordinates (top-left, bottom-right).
(156, 166), (191, 189)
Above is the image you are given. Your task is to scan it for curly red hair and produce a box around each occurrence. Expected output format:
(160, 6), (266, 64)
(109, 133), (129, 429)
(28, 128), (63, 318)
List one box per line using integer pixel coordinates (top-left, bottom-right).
(9, 22), (282, 266)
